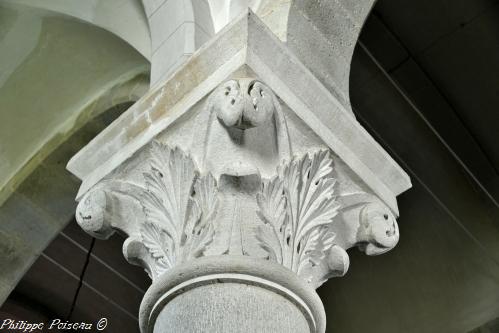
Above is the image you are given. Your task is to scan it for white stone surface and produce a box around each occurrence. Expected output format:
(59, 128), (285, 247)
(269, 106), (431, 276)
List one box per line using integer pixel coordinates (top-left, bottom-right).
(142, 0), (166, 16)
(144, 0), (291, 87)
(74, 95), (401, 288)
(140, 256), (326, 333)
(68, 11), (410, 212)
(150, 22), (210, 87)
(208, 0), (291, 41)
(287, 0), (377, 110)
(144, 0), (215, 86)
(154, 283), (310, 333)
(68, 8), (411, 333)
(148, 0), (186, 51)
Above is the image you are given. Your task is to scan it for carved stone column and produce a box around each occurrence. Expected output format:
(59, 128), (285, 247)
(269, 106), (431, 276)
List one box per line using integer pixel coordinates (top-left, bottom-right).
(68, 11), (411, 333)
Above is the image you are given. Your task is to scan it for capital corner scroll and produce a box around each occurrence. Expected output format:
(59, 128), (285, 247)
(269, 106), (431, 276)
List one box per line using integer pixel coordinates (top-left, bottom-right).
(76, 78), (400, 288)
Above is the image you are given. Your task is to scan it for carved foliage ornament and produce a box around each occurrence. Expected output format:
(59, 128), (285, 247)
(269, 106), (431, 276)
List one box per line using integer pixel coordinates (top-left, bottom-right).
(256, 150), (340, 284)
(140, 142), (219, 277)
(75, 79), (400, 288)
(76, 142), (221, 280)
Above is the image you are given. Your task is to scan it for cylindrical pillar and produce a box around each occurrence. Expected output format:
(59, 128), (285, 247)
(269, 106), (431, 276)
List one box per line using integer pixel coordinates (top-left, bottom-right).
(140, 256), (326, 333)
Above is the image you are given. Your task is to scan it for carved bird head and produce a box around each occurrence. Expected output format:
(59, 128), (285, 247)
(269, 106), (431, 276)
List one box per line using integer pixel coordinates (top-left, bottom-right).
(213, 79), (274, 130)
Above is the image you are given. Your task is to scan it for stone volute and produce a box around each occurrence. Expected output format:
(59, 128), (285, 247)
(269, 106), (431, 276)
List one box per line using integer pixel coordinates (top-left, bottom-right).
(67, 10), (411, 333)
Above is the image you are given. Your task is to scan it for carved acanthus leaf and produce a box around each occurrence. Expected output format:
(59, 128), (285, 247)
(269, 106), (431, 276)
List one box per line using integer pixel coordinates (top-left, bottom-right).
(141, 221), (173, 276)
(183, 173), (219, 261)
(256, 150), (341, 283)
(256, 176), (287, 263)
(140, 142), (219, 279)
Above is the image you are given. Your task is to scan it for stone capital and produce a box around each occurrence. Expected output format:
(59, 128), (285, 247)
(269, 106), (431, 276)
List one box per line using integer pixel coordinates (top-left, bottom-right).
(68, 10), (411, 333)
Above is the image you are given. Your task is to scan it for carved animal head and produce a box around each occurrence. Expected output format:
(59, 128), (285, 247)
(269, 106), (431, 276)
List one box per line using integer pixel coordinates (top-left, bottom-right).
(76, 188), (113, 239)
(358, 202), (399, 255)
(198, 77), (291, 180)
(212, 79), (274, 129)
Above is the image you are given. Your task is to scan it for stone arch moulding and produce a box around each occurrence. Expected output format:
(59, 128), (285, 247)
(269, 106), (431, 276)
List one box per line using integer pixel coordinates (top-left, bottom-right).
(0, 73), (149, 305)
(287, 0), (377, 113)
(142, 0), (215, 87)
(68, 10), (411, 333)
(2, 0), (151, 59)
